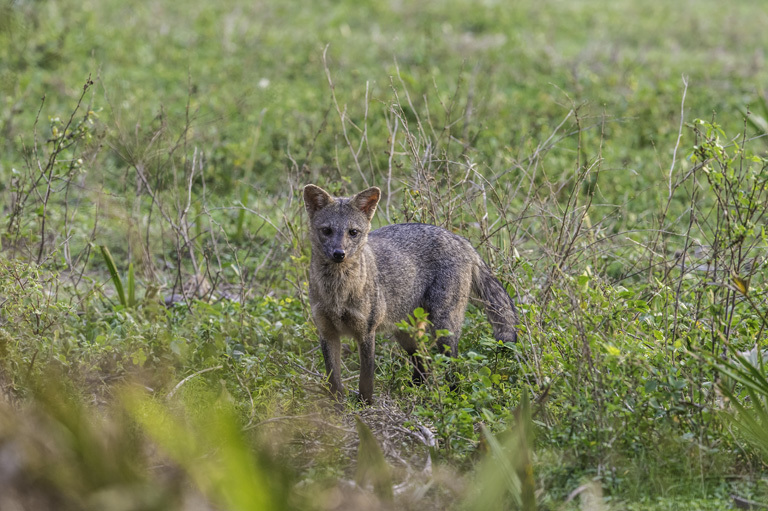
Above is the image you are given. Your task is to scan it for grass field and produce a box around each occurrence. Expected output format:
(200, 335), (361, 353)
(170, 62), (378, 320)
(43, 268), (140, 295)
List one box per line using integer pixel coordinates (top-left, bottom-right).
(2, 0), (768, 509)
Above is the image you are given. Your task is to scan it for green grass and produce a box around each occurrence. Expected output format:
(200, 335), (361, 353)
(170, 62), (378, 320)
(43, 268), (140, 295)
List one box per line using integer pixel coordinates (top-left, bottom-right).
(2, 0), (768, 509)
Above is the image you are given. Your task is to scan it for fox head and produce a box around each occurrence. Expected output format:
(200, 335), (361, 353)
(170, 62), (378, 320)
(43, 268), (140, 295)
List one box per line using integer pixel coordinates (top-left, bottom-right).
(303, 184), (380, 264)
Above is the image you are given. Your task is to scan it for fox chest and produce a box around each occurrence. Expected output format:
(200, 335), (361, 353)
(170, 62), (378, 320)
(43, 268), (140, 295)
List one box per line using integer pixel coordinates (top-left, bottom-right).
(310, 288), (383, 337)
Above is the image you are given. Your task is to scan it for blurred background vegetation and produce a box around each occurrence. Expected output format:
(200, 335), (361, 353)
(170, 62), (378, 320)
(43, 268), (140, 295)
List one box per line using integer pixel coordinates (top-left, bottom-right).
(1, 0), (768, 509)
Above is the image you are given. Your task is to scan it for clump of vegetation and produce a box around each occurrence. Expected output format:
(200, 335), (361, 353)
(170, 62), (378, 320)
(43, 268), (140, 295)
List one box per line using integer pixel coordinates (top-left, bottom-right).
(1, 0), (768, 509)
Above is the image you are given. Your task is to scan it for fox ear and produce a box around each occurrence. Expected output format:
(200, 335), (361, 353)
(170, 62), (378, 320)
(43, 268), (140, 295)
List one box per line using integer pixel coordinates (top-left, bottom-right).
(352, 187), (381, 221)
(304, 184), (334, 217)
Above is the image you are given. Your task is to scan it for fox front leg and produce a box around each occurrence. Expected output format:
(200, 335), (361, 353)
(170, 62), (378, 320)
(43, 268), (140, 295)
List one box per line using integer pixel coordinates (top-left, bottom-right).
(357, 333), (376, 405)
(319, 333), (344, 402)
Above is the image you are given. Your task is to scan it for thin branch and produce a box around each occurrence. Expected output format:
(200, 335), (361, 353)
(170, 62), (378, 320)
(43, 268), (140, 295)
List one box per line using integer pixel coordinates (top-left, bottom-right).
(166, 365), (223, 400)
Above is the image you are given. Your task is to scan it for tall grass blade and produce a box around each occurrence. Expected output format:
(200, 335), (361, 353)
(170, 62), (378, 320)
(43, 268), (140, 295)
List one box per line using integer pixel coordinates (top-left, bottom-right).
(99, 245), (126, 307)
(127, 262), (136, 308)
(354, 416), (393, 501)
(464, 390), (536, 511)
(122, 388), (289, 511)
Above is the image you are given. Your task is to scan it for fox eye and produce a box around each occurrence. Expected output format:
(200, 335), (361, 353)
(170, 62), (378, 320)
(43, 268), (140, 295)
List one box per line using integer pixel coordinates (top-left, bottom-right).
(348, 229), (359, 237)
(321, 227), (332, 236)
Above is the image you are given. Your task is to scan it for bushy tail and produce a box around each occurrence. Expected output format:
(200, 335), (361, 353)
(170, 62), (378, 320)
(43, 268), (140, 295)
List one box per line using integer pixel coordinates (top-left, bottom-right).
(472, 262), (518, 344)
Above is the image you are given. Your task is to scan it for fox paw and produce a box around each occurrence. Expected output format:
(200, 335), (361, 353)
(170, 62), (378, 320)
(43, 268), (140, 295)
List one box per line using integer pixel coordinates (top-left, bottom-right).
(351, 390), (374, 406)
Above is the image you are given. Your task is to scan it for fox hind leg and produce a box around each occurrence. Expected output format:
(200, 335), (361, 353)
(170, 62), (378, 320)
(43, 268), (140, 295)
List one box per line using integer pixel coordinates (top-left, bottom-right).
(429, 310), (467, 392)
(431, 313), (463, 358)
(394, 330), (428, 384)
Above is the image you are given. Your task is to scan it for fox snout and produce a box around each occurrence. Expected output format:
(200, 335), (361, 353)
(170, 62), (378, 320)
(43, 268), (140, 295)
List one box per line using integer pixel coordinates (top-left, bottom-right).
(332, 249), (346, 262)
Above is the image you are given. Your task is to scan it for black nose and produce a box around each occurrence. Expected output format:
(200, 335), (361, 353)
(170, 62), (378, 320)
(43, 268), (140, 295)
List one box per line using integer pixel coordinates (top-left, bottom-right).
(332, 249), (345, 262)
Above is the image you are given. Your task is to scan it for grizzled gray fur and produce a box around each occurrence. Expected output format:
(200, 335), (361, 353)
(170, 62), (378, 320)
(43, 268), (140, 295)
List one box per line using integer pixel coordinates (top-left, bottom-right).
(303, 184), (517, 404)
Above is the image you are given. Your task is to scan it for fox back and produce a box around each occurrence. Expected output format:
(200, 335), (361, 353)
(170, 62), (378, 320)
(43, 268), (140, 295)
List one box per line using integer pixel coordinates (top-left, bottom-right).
(304, 184), (517, 404)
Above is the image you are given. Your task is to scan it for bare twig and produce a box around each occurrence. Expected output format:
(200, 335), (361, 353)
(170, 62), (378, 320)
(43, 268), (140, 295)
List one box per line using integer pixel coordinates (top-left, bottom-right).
(166, 365), (223, 400)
